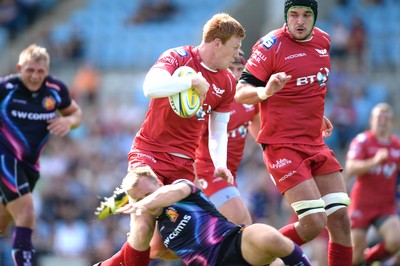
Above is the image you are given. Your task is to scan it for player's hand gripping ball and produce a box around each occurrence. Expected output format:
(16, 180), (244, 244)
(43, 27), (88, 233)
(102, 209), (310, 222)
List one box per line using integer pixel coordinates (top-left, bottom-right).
(169, 66), (201, 118)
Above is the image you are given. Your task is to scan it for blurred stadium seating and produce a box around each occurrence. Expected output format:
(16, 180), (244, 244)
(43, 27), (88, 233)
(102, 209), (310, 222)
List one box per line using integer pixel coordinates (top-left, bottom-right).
(1, 0), (400, 265)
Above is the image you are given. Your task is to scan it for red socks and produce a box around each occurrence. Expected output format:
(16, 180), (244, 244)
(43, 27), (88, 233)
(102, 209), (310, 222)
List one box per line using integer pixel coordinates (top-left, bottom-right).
(100, 242), (150, 266)
(279, 224), (353, 266)
(365, 242), (392, 263)
(279, 223), (306, 246)
(328, 242), (352, 266)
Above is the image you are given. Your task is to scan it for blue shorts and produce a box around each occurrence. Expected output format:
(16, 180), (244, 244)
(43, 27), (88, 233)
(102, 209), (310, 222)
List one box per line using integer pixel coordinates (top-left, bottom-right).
(215, 226), (250, 266)
(0, 154), (39, 205)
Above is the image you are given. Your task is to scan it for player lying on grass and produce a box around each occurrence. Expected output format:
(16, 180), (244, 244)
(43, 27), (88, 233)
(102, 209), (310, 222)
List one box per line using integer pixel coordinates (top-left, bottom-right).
(95, 165), (312, 266)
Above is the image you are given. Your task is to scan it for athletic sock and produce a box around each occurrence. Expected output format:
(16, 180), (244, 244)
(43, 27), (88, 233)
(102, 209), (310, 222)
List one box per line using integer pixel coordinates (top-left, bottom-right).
(100, 242), (150, 266)
(11, 226), (35, 266)
(279, 223), (306, 246)
(328, 241), (352, 266)
(365, 242), (392, 263)
(280, 243), (312, 266)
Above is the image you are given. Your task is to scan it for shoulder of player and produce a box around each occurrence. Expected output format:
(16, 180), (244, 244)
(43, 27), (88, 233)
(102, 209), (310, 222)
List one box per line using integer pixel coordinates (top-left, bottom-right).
(0, 74), (20, 87)
(43, 75), (69, 91)
(390, 134), (400, 146)
(163, 45), (194, 58)
(313, 27), (331, 45)
(253, 28), (291, 54)
(351, 131), (370, 144)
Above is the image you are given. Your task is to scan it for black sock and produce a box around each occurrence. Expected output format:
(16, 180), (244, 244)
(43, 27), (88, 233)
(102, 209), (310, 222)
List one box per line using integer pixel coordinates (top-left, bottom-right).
(280, 243), (311, 266)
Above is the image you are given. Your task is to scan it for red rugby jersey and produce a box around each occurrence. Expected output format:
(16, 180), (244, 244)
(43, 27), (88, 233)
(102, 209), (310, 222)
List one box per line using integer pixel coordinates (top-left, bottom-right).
(133, 46), (236, 159)
(195, 101), (259, 178)
(347, 131), (400, 210)
(246, 24), (331, 145)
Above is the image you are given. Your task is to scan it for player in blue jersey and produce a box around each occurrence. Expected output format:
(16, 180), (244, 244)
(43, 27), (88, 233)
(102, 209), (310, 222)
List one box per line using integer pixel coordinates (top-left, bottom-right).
(95, 165), (312, 266)
(0, 44), (82, 266)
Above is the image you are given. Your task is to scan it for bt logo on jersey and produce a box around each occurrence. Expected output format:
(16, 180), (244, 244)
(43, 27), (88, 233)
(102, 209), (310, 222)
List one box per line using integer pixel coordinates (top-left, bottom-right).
(296, 67), (330, 87)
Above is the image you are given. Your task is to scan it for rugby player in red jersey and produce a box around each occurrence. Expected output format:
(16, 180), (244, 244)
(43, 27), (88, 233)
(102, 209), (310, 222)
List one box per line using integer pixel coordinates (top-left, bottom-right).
(95, 13), (245, 265)
(235, 0), (353, 265)
(346, 103), (400, 265)
(195, 50), (259, 225)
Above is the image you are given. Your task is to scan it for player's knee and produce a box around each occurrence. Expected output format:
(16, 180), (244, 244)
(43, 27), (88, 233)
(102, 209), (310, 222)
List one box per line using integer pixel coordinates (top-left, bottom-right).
(269, 231), (294, 255)
(322, 192), (350, 216)
(300, 214), (327, 241)
(14, 208), (35, 228)
(291, 199), (327, 240)
(323, 192), (351, 231)
(291, 198), (326, 220)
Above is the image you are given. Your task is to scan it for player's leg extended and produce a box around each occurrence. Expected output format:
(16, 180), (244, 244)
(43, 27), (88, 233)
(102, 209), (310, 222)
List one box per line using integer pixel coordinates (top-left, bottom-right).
(95, 186), (129, 219)
(241, 223), (312, 266)
(279, 179), (327, 245)
(317, 172), (353, 266)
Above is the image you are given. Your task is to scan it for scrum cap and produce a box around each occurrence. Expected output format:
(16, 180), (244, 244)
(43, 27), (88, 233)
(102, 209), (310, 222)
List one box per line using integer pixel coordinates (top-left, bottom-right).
(284, 0), (318, 26)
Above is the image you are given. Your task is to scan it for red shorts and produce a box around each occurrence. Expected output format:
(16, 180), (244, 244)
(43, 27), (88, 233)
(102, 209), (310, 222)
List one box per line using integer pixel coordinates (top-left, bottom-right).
(196, 160), (238, 197)
(349, 204), (396, 229)
(128, 147), (195, 185)
(263, 143), (342, 194)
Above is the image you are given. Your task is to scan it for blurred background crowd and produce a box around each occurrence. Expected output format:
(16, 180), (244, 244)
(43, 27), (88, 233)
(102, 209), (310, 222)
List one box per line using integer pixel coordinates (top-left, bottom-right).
(1, 0), (399, 265)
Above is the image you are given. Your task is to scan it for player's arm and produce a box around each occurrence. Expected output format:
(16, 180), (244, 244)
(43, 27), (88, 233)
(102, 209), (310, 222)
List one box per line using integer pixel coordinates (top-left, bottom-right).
(235, 70), (291, 104)
(119, 182), (192, 216)
(48, 100), (82, 136)
(345, 148), (389, 176)
(248, 113), (260, 141)
(143, 68), (208, 98)
(208, 111), (234, 183)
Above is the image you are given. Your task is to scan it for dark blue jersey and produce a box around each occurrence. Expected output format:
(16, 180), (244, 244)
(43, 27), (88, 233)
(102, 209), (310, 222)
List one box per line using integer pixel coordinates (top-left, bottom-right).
(157, 180), (238, 266)
(0, 74), (72, 172)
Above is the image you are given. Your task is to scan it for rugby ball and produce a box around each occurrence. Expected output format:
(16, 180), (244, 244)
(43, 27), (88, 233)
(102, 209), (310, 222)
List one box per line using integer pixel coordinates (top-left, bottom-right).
(168, 66), (201, 118)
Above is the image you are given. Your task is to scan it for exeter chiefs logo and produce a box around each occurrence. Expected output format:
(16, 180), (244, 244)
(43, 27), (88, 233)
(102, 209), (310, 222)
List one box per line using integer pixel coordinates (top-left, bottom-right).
(166, 207), (179, 222)
(42, 96), (56, 111)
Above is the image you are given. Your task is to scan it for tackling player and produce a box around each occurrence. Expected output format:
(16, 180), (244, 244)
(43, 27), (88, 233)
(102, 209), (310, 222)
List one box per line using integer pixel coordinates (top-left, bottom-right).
(95, 166), (313, 266)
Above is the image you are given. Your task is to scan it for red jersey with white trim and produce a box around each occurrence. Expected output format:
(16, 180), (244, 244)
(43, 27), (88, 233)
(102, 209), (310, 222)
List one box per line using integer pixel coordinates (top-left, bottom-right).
(245, 24), (330, 145)
(347, 131), (400, 210)
(133, 46), (236, 159)
(195, 101), (259, 178)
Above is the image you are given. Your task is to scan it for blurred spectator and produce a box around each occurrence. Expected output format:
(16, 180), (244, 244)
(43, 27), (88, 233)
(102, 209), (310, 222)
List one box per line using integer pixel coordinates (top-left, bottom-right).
(48, 27), (85, 65)
(0, 0), (23, 39)
(330, 19), (350, 59)
(71, 62), (101, 106)
(327, 85), (358, 150)
(17, 0), (41, 25)
(127, 0), (177, 24)
(52, 198), (89, 258)
(346, 16), (366, 65)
